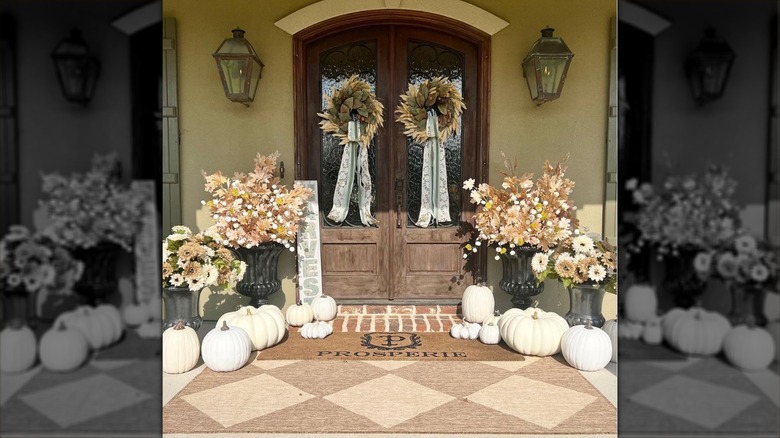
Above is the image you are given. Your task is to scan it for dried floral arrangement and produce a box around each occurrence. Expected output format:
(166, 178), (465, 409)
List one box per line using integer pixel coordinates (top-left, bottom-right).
(463, 155), (579, 259)
(162, 226), (246, 291)
(396, 76), (465, 144)
(626, 165), (741, 257)
(318, 75), (384, 147)
(0, 225), (84, 294)
(202, 152), (313, 249)
(532, 233), (618, 293)
(38, 153), (146, 251)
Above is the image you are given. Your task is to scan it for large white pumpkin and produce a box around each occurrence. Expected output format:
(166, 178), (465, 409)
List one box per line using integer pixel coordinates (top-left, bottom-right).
(0, 325), (37, 374)
(723, 323), (775, 371)
(498, 307), (569, 356)
(623, 284), (658, 322)
(602, 318), (618, 363)
(216, 305), (286, 351)
(461, 284), (495, 323)
(310, 295), (337, 321)
(39, 322), (90, 372)
(163, 321), (201, 374)
(561, 321), (613, 371)
(55, 305), (122, 350)
(667, 307), (731, 356)
(286, 301), (314, 327)
(201, 322), (252, 372)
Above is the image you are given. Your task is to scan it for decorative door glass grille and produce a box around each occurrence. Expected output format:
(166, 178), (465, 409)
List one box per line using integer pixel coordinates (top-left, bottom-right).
(405, 40), (464, 227)
(319, 41), (378, 227)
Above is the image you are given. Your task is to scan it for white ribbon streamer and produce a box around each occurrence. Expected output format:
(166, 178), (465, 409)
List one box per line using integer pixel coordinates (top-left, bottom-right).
(327, 120), (376, 226)
(416, 110), (451, 227)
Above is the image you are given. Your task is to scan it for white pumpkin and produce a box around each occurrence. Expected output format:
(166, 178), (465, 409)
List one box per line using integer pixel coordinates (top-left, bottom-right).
(201, 321), (252, 372)
(661, 307), (688, 344)
(55, 306), (121, 350)
(479, 322), (501, 345)
(602, 318), (618, 362)
(483, 310), (502, 326)
(95, 304), (124, 343)
(39, 322), (90, 372)
(163, 321), (201, 374)
(123, 303), (149, 326)
(216, 305), (286, 351)
(618, 320), (644, 340)
(0, 325), (37, 374)
(624, 284), (658, 322)
(300, 321), (333, 339)
(561, 321), (613, 371)
(286, 301), (314, 327)
(499, 307), (569, 356)
(310, 295), (337, 321)
(667, 307), (731, 356)
(450, 322), (481, 340)
(462, 284), (495, 323)
(723, 321), (775, 371)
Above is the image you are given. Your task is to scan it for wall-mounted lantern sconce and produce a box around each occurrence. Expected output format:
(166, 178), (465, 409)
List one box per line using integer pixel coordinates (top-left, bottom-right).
(685, 28), (735, 106)
(51, 29), (100, 106)
(213, 27), (264, 106)
(522, 27), (574, 106)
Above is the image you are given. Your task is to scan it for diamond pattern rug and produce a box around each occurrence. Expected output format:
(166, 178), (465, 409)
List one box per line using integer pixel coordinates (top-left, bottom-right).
(163, 355), (616, 435)
(618, 340), (780, 436)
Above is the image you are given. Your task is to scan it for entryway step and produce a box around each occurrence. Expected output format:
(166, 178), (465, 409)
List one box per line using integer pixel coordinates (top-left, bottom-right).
(329, 304), (464, 333)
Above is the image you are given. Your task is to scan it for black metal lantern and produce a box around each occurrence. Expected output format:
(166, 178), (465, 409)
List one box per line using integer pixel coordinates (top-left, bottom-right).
(212, 28), (264, 106)
(51, 29), (100, 106)
(686, 28), (735, 105)
(522, 27), (574, 106)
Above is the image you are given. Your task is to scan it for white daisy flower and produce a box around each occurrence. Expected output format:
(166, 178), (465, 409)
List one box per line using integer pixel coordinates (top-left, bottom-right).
(693, 252), (712, 273)
(588, 265), (607, 282)
(7, 273), (22, 287)
(572, 235), (595, 254)
(531, 252), (549, 273)
(462, 178), (476, 190)
(171, 225), (192, 236)
(734, 234), (757, 254)
(750, 263), (770, 282)
(189, 277), (206, 291)
(169, 273), (185, 287)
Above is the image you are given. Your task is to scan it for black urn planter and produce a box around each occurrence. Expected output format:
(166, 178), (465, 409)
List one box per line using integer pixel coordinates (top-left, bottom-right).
(233, 243), (284, 307)
(73, 242), (123, 306)
(499, 245), (544, 309)
(728, 283), (767, 327)
(662, 248), (706, 309)
(162, 287), (203, 331)
(565, 283), (606, 328)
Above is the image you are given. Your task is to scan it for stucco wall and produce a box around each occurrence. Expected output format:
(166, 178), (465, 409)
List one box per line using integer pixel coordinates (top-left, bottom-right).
(162, 0), (616, 319)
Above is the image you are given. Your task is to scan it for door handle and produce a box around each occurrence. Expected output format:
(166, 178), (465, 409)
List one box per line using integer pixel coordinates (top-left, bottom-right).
(395, 178), (404, 228)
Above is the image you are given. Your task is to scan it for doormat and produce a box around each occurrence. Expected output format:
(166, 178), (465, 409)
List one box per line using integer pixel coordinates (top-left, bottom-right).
(257, 331), (524, 361)
(163, 356), (616, 435)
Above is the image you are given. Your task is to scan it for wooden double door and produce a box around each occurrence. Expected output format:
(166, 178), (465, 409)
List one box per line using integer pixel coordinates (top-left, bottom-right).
(298, 21), (487, 301)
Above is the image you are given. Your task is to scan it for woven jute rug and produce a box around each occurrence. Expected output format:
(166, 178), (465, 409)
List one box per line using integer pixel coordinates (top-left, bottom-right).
(258, 331), (524, 361)
(164, 332), (616, 435)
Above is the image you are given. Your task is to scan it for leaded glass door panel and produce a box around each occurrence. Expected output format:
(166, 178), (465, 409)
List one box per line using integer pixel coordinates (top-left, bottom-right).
(302, 24), (483, 300)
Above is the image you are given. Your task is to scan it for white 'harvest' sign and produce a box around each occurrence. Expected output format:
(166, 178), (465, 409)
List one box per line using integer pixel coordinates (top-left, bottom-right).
(296, 180), (322, 304)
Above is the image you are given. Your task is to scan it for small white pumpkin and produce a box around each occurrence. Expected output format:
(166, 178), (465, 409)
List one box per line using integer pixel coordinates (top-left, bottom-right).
(618, 320), (644, 340)
(0, 325), (37, 374)
(602, 318), (618, 362)
(163, 321), (200, 374)
(286, 301), (314, 327)
(642, 317), (663, 345)
(123, 303), (149, 327)
(300, 321), (333, 339)
(450, 322), (480, 340)
(499, 307), (569, 356)
(201, 321), (252, 372)
(216, 305), (286, 351)
(462, 284), (495, 323)
(39, 322), (90, 372)
(310, 294), (337, 321)
(561, 320), (613, 371)
(723, 319), (775, 371)
(624, 284), (658, 323)
(483, 310), (502, 326)
(479, 322), (501, 345)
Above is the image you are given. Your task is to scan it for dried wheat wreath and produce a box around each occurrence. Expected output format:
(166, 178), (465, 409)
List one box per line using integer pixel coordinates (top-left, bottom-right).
(318, 75), (384, 147)
(395, 76), (466, 144)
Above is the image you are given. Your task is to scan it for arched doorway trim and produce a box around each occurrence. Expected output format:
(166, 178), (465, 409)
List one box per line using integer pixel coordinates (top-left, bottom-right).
(275, 0), (508, 36)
